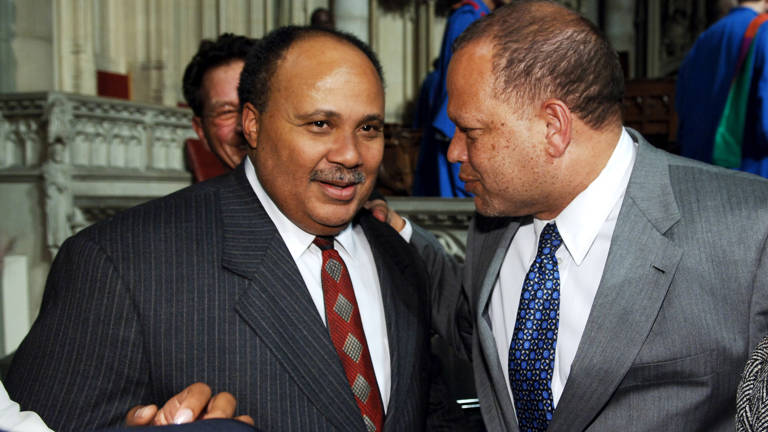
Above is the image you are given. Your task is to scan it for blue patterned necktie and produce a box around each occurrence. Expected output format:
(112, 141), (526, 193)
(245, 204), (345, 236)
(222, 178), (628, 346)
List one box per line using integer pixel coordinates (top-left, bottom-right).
(508, 222), (562, 432)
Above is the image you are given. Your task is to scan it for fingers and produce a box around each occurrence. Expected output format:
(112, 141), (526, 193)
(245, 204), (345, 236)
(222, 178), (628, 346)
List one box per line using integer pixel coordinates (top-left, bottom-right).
(154, 382), (213, 425)
(128, 383), (249, 427)
(364, 199), (389, 223)
(200, 391), (236, 420)
(387, 208), (406, 232)
(125, 404), (158, 426)
(235, 414), (255, 426)
(364, 198), (406, 232)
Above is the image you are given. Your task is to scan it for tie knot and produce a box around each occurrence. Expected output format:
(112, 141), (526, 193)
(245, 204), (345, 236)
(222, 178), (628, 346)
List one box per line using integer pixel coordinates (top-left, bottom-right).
(537, 223), (562, 255)
(313, 236), (335, 251)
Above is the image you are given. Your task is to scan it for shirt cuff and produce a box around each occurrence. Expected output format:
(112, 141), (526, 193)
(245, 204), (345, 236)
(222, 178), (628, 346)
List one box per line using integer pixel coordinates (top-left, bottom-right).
(398, 217), (413, 243)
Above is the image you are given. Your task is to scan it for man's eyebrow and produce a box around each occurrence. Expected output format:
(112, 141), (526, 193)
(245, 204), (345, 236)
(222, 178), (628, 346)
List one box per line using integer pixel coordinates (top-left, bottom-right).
(359, 114), (384, 125)
(294, 110), (342, 121)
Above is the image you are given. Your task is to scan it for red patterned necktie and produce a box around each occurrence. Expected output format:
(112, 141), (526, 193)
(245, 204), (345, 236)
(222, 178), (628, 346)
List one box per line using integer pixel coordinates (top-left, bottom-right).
(313, 236), (384, 432)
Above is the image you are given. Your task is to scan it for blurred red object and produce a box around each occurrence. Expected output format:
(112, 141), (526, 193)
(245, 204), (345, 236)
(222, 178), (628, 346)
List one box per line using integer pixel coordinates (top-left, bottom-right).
(185, 138), (231, 182)
(97, 70), (131, 100)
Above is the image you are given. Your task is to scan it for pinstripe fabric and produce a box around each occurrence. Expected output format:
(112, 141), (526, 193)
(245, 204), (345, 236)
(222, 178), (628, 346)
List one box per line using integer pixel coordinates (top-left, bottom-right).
(416, 130), (768, 431)
(5, 163), (431, 432)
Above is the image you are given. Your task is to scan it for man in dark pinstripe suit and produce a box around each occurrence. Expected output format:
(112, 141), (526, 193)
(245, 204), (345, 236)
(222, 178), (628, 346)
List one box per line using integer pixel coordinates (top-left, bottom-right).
(5, 26), (437, 432)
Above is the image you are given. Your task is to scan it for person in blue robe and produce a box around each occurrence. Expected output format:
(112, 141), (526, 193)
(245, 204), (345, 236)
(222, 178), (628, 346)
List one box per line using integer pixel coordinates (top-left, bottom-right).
(676, 1), (768, 177)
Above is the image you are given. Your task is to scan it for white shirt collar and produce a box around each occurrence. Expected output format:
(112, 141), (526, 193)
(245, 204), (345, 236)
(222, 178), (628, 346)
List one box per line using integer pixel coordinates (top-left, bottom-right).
(536, 127), (636, 265)
(244, 157), (358, 259)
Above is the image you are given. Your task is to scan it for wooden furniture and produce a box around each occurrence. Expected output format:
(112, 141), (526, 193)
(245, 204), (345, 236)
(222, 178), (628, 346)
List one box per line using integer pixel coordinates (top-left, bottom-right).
(622, 78), (679, 154)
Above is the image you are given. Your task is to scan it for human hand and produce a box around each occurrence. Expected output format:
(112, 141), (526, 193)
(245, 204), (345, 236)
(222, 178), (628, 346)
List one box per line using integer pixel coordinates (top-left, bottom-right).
(364, 199), (406, 232)
(125, 382), (255, 426)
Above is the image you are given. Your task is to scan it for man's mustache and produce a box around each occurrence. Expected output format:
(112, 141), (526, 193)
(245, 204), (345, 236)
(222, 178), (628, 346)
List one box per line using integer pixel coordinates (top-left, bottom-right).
(310, 167), (366, 185)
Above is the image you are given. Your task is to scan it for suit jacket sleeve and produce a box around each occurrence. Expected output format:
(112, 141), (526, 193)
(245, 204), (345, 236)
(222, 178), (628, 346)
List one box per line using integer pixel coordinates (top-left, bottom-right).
(5, 234), (150, 431)
(410, 223), (473, 360)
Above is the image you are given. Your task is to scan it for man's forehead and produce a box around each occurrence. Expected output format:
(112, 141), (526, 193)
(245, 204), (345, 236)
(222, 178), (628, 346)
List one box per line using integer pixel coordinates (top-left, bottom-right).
(278, 35), (379, 81)
(448, 43), (494, 94)
(203, 59), (244, 82)
(202, 61), (243, 101)
(273, 39), (382, 97)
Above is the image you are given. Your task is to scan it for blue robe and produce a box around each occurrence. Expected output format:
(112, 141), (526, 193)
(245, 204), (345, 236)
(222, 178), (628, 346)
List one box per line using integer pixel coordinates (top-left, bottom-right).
(676, 7), (768, 177)
(412, 0), (490, 197)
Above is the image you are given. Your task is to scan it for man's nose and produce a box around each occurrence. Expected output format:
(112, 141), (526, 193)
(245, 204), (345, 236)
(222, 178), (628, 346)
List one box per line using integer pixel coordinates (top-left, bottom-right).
(327, 132), (363, 167)
(446, 129), (467, 164)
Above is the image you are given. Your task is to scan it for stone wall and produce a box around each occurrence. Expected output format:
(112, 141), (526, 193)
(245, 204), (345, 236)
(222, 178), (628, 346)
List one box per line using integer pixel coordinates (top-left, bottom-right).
(0, 92), (195, 351)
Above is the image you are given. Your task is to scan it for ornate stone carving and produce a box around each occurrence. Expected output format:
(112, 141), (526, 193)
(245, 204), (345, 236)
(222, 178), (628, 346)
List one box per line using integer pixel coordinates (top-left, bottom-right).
(389, 197), (475, 260)
(0, 112), (8, 168)
(643, 0), (707, 77)
(42, 142), (74, 257)
(17, 119), (41, 167)
(660, 0), (705, 73)
(0, 92), (196, 260)
(44, 94), (75, 148)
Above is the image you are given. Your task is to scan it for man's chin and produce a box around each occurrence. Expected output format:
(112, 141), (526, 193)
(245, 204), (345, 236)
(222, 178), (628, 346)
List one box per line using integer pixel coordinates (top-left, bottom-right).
(307, 206), (361, 235)
(473, 196), (506, 218)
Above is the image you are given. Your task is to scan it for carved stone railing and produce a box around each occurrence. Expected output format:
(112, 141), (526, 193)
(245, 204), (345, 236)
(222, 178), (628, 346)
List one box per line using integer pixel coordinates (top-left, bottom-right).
(0, 92), (196, 258)
(389, 197), (474, 262)
(0, 92), (476, 340)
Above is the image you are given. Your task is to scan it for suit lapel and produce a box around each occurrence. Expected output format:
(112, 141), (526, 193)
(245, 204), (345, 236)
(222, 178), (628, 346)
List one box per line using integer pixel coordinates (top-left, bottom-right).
(358, 213), (421, 426)
(550, 133), (683, 431)
(219, 165), (363, 430)
(471, 215), (523, 431)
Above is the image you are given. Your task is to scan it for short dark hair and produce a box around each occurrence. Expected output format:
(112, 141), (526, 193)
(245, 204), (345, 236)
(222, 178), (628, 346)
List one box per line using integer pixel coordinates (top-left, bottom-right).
(238, 26), (385, 113)
(182, 33), (257, 117)
(310, 7), (335, 29)
(454, 0), (624, 129)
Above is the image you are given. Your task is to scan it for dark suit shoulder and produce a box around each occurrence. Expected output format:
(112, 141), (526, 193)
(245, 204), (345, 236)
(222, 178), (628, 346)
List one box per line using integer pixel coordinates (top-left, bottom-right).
(77, 173), (234, 241)
(67, 173), (244, 275)
(358, 210), (425, 272)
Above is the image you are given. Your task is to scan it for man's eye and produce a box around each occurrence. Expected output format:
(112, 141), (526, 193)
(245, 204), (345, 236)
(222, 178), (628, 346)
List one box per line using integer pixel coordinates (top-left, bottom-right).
(208, 110), (238, 122)
(361, 124), (382, 133)
(312, 121), (329, 128)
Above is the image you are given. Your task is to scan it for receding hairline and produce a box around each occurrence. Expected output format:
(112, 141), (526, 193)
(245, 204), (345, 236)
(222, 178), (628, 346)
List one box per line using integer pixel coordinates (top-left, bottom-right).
(267, 33), (382, 99)
(452, 0), (624, 129)
(264, 33), (384, 103)
(282, 32), (384, 74)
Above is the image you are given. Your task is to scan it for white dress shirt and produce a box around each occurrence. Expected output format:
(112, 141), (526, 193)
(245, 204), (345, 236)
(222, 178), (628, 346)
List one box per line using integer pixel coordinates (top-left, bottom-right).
(489, 128), (637, 407)
(0, 381), (52, 432)
(245, 158), (391, 410)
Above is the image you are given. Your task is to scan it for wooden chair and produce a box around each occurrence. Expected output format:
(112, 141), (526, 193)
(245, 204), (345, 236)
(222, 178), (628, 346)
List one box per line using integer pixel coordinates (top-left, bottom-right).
(622, 78), (679, 154)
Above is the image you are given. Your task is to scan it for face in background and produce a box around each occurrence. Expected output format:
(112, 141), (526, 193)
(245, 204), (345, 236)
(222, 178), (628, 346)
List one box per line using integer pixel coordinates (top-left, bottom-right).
(242, 35), (385, 236)
(192, 59), (248, 169)
(447, 39), (556, 218)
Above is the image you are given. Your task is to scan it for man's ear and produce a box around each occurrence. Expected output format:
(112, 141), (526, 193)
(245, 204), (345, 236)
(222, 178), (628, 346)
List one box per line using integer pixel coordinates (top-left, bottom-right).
(241, 102), (260, 150)
(191, 116), (210, 149)
(541, 98), (572, 159)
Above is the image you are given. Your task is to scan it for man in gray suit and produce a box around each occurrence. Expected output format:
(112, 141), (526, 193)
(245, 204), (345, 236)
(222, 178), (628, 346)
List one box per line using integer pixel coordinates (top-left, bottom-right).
(404, 1), (768, 431)
(6, 26), (433, 431)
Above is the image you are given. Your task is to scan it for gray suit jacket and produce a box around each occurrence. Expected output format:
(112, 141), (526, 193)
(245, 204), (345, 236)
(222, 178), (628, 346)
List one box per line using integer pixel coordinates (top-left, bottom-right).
(415, 130), (768, 431)
(6, 163), (432, 432)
